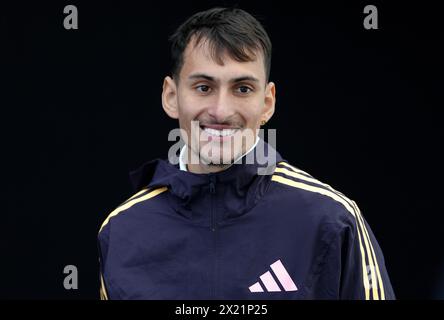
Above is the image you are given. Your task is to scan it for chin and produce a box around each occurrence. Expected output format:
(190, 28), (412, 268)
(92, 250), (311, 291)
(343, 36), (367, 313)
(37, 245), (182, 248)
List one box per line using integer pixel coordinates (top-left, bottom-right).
(205, 151), (245, 166)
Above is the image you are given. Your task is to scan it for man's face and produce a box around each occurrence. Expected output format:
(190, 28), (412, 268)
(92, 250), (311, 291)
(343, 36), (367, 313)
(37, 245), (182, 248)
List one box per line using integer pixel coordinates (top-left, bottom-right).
(162, 38), (275, 172)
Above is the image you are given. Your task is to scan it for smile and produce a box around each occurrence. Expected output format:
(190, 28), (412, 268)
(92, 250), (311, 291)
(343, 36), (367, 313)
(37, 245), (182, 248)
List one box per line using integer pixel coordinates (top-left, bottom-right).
(202, 127), (239, 137)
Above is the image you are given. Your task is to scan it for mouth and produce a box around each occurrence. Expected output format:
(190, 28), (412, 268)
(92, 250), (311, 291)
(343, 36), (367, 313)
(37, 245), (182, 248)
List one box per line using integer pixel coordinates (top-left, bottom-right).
(199, 124), (240, 138)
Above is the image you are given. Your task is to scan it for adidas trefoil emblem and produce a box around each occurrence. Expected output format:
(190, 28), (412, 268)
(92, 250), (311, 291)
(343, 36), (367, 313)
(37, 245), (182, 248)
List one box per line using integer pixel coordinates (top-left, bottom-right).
(249, 259), (298, 293)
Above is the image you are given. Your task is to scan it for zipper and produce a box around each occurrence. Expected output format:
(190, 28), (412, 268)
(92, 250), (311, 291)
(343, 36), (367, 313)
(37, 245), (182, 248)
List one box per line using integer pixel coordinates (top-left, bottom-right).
(209, 174), (217, 231)
(209, 174), (217, 299)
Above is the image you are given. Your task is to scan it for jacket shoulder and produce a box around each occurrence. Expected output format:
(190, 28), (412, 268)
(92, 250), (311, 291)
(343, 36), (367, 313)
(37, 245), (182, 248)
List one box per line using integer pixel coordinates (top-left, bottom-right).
(269, 161), (359, 225)
(270, 162), (394, 300)
(98, 186), (168, 235)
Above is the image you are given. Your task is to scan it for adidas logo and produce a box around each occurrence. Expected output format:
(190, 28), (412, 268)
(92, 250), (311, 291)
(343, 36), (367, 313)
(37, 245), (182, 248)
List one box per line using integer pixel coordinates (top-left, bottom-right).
(249, 259), (298, 293)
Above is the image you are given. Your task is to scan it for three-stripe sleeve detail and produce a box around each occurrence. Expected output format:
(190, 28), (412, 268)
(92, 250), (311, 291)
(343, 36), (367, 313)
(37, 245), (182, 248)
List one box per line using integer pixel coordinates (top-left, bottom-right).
(271, 162), (385, 300)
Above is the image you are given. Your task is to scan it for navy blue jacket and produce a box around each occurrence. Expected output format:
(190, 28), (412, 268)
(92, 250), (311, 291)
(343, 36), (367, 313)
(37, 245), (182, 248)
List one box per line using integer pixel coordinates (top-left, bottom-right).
(98, 140), (395, 300)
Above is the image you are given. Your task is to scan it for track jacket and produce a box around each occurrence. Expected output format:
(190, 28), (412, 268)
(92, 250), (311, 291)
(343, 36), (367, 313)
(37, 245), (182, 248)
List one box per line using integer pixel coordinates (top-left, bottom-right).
(98, 139), (395, 300)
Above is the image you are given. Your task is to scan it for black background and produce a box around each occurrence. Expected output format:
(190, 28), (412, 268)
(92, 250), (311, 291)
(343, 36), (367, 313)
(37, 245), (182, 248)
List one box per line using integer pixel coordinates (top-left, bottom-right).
(1, 1), (443, 299)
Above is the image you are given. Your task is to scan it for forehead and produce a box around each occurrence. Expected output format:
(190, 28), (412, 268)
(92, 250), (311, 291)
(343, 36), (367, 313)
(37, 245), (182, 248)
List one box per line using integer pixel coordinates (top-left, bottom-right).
(179, 37), (266, 83)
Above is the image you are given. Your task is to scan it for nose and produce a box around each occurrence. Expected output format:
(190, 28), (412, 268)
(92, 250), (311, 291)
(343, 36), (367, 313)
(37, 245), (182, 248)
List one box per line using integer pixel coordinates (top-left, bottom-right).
(206, 90), (235, 123)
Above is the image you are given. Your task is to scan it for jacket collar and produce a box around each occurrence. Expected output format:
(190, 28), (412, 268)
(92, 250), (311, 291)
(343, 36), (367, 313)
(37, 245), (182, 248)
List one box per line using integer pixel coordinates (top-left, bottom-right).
(129, 139), (284, 224)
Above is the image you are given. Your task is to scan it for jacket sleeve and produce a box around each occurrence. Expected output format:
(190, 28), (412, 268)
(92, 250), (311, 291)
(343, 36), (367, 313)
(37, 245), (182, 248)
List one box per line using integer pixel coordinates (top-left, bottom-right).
(98, 226), (111, 300)
(325, 201), (396, 300)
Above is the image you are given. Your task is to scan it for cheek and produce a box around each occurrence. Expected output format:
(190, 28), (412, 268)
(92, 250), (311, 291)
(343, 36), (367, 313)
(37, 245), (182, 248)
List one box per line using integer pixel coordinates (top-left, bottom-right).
(177, 93), (201, 120)
(176, 98), (194, 124)
(240, 99), (264, 123)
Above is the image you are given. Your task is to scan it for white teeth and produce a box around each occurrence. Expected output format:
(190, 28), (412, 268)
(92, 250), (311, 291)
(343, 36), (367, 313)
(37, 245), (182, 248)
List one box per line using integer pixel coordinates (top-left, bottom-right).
(203, 127), (238, 137)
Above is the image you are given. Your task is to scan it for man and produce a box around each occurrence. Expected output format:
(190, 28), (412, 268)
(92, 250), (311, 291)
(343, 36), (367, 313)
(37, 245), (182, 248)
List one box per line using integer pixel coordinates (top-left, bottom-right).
(98, 7), (395, 300)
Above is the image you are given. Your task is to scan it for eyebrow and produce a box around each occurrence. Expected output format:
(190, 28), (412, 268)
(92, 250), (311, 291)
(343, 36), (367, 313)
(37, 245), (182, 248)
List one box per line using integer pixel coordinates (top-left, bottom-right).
(188, 73), (260, 83)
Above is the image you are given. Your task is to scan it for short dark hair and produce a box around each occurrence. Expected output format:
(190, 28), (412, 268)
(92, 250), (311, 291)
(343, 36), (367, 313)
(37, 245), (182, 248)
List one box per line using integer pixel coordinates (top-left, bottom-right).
(169, 7), (272, 82)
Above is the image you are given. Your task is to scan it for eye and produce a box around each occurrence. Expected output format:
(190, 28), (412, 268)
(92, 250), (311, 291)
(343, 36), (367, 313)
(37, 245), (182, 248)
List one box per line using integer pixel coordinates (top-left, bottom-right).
(236, 86), (253, 94)
(196, 85), (211, 93)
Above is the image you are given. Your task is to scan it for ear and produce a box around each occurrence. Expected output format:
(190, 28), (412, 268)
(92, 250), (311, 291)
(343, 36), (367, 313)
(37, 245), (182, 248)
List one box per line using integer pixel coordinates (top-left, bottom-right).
(162, 76), (179, 119)
(262, 81), (276, 122)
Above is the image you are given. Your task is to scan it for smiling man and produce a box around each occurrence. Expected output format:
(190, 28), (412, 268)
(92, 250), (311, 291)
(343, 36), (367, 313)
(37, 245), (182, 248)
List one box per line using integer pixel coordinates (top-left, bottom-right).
(98, 7), (395, 300)
(162, 12), (275, 173)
